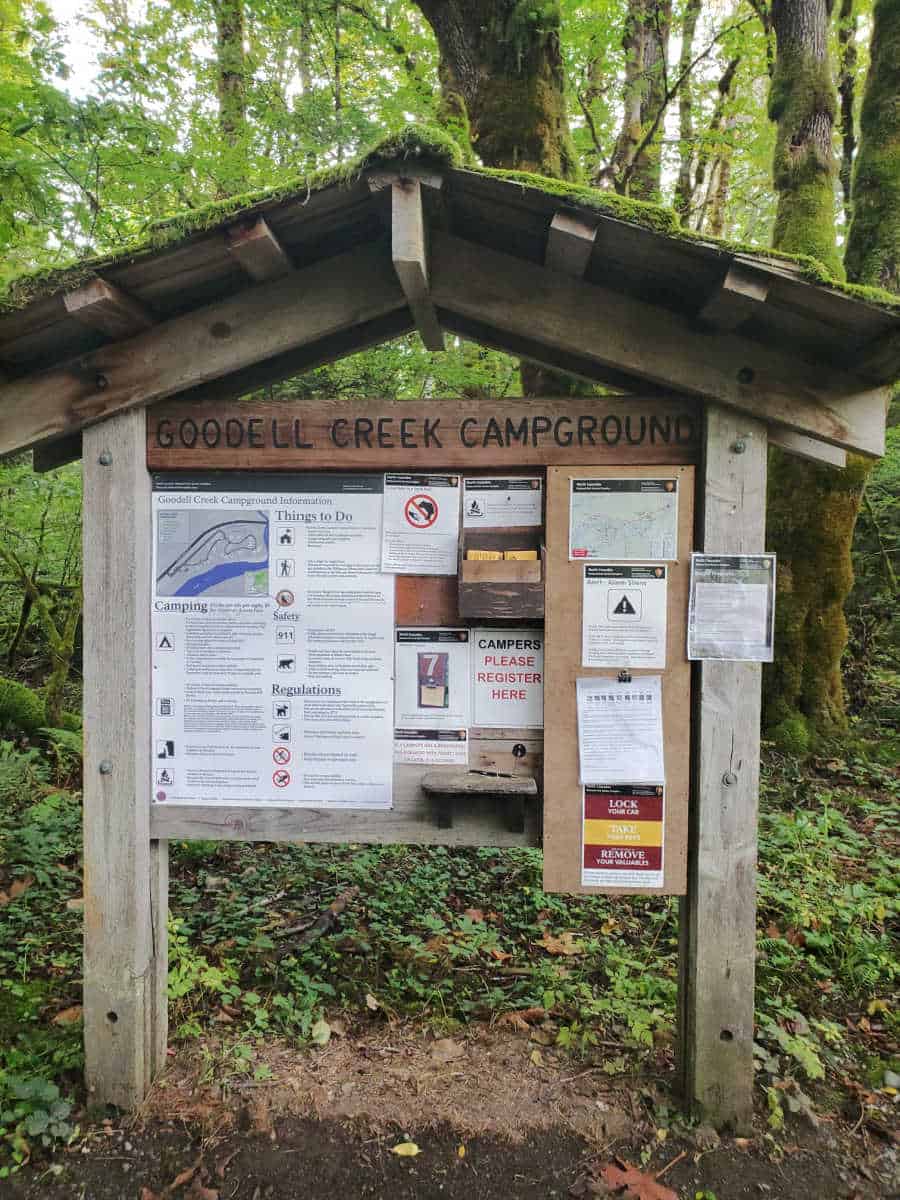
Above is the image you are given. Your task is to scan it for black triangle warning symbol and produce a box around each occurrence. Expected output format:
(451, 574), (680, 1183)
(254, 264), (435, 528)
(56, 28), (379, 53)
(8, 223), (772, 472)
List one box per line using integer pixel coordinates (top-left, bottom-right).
(613, 594), (637, 615)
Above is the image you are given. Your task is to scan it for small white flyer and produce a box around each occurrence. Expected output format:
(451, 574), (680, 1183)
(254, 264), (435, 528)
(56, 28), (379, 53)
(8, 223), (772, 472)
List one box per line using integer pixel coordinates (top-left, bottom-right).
(394, 729), (469, 766)
(463, 477), (542, 527)
(394, 628), (471, 730)
(569, 478), (678, 561)
(687, 553), (776, 662)
(381, 473), (461, 575)
(576, 675), (664, 785)
(582, 565), (667, 668)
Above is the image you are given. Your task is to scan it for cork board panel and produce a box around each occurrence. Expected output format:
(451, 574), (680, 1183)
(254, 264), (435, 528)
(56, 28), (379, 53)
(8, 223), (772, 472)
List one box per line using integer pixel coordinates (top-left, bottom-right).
(542, 464), (694, 896)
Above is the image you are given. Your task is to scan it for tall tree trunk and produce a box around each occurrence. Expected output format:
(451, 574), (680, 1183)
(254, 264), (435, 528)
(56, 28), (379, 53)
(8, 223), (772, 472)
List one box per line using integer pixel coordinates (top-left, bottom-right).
(605, 0), (673, 199)
(411, 1), (579, 180)
(692, 56), (740, 231)
(768, 0), (843, 278)
(836, 0), (857, 227)
(844, 0), (900, 292)
(763, 0), (866, 749)
(674, 0), (702, 219)
(213, 0), (248, 194)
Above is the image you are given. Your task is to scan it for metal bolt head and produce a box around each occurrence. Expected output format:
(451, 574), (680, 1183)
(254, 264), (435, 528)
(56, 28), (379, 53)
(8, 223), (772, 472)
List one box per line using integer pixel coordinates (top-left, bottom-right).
(99, 759), (113, 775)
(737, 366), (755, 385)
(731, 439), (747, 455)
(98, 451), (113, 466)
(722, 770), (738, 787)
(95, 372), (109, 390)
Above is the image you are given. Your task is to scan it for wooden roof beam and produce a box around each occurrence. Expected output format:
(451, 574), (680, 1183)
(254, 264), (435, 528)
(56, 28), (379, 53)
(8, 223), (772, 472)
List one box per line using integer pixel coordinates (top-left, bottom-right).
(225, 217), (293, 282)
(855, 328), (900, 385)
(768, 427), (846, 467)
(429, 232), (887, 457)
(390, 180), (444, 351)
(544, 211), (599, 279)
(698, 264), (770, 332)
(0, 242), (406, 457)
(63, 278), (155, 340)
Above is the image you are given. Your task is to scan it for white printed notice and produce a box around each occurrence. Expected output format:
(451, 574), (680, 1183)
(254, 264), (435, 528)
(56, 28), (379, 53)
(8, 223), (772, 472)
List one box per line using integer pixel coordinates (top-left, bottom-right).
(582, 566), (667, 669)
(472, 629), (543, 728)
(151, 472), (395, 809)
(463, 477), (542, 527)
(576, 675), (664, 785)
(381, 473), (461, 575)
(394, 729), (469, 766)
(394, 629), (471, 733)
(582, 784), (665, 889)
(687, 553), (776, 662)
(569, 478), (678, 561)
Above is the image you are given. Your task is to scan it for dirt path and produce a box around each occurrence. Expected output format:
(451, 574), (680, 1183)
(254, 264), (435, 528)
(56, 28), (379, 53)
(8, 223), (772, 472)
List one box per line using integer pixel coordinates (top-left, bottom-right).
(2, 1027), (896, 1199)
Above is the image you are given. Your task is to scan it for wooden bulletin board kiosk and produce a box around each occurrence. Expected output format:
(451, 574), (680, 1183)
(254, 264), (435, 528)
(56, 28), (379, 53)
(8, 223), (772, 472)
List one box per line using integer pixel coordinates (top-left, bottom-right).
(0, 135), (894, 1129)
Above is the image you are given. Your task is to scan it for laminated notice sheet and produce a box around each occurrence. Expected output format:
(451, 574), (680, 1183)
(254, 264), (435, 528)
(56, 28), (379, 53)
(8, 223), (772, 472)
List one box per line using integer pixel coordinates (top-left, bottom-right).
(569, 478), (678, 561)
(381, 473), (461, 575)
(582, 566), (667, 668)
(687, 553), (776, 662)
(394, 629), (471, 731)
(576, 675), (664, 785)
(582, 784), (665, 889)
(394, 729), (469, 766)
(463, 477), (542, 527)
(151, 472), (394, 810)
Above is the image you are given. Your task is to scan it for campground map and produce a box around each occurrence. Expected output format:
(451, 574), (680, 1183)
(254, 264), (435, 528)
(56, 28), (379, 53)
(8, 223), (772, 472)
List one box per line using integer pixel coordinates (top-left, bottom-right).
(155, 508), (269, 597)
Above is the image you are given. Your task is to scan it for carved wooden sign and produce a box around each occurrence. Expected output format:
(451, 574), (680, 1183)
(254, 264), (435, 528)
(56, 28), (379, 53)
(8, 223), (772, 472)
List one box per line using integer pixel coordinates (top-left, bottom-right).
(147, 396), (700, 469)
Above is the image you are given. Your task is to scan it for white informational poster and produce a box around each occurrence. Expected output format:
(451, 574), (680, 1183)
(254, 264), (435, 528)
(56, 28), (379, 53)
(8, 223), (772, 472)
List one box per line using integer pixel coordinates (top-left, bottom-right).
(576, 675), (664, 785)
(463, 477), (542, 527)
(582, 784), (665, 889)
(394, 729), (469, 766)
(151, 473), (395, 809)
(381, 473), (461, 575)
(471, 629), (543, 728)
(582, 566), (667, 669)
(687, 553), (776, 662)
(394, 629), (471, 734)
(569, 478), (678, 561)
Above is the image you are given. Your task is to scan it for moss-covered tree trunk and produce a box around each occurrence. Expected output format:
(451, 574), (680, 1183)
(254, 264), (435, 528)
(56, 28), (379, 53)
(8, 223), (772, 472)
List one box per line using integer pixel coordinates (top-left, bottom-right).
(844, 0), (900, 291)
(410, 1), (579, 181)
(213, 0), (248, 194)
(762, 0), (867, 748)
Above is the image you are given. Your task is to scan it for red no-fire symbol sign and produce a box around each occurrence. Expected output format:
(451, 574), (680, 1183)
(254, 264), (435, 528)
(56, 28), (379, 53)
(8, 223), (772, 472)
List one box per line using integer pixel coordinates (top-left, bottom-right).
(272, 768), (291, 787)
(272, 746), (291, 765)
(404, 493), (439, 528)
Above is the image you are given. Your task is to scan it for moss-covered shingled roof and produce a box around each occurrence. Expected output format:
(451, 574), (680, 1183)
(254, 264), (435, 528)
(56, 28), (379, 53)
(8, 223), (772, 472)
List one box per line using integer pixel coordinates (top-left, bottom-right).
(2, 123), (898, 315)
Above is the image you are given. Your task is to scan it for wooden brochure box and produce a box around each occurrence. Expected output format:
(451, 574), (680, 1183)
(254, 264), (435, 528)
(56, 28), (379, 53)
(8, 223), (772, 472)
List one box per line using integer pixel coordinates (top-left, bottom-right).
(458, 526), (545, 620)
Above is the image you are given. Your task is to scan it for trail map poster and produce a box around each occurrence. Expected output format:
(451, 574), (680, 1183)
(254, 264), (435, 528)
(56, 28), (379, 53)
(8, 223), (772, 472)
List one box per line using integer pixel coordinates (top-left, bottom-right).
(569, 478), (678, 561)
(151, 473), (394, 809)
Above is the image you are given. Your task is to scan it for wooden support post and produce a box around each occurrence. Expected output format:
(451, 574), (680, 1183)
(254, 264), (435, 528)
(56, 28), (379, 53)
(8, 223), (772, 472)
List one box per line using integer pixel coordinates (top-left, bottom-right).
(679, 404), (766, 1131)
(391, 180), (445, 351)
(544, 211), (598, 278)
(64, 278), (155, 339)
(226, 217), (293, 281)
(83, 409), (168, 1108)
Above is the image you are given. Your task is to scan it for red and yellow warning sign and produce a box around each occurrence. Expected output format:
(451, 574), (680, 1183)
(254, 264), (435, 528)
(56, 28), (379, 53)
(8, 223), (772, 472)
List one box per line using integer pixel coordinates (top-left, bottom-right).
(582, 784), (664, 888)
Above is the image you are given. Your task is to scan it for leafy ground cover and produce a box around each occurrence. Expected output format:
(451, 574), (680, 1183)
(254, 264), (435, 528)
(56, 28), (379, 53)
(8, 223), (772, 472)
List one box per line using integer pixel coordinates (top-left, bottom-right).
(0, 697), (897, 1182)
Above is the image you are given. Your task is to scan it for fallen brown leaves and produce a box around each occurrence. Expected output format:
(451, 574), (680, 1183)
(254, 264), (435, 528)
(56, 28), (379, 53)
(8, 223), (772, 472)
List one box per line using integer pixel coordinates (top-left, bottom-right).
(497, 1007), (546, 1031)
(535, 931), (583, 956)
(0, 875), (33, 907)
(570, 1159), (678, 1199)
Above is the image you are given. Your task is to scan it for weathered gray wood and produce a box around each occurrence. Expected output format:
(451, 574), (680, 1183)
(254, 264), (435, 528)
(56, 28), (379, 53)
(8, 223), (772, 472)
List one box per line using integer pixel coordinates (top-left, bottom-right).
(545, 211), (599, 278)
(64, 278), (155, 339)
(33, 433), (82, 472)
(82, 410), (168, 1108)
(429, 232), (888, 457)
(226, 217), (293, 281)
(678, 403), (766, 1132)
(855, 328), (900, 385)
(391, 180), (444, 350)
(769, 426), (846, 467)
(0, 243), (406, 456)
(421, 770), (538, 796)
(698, 264), (770, 332)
